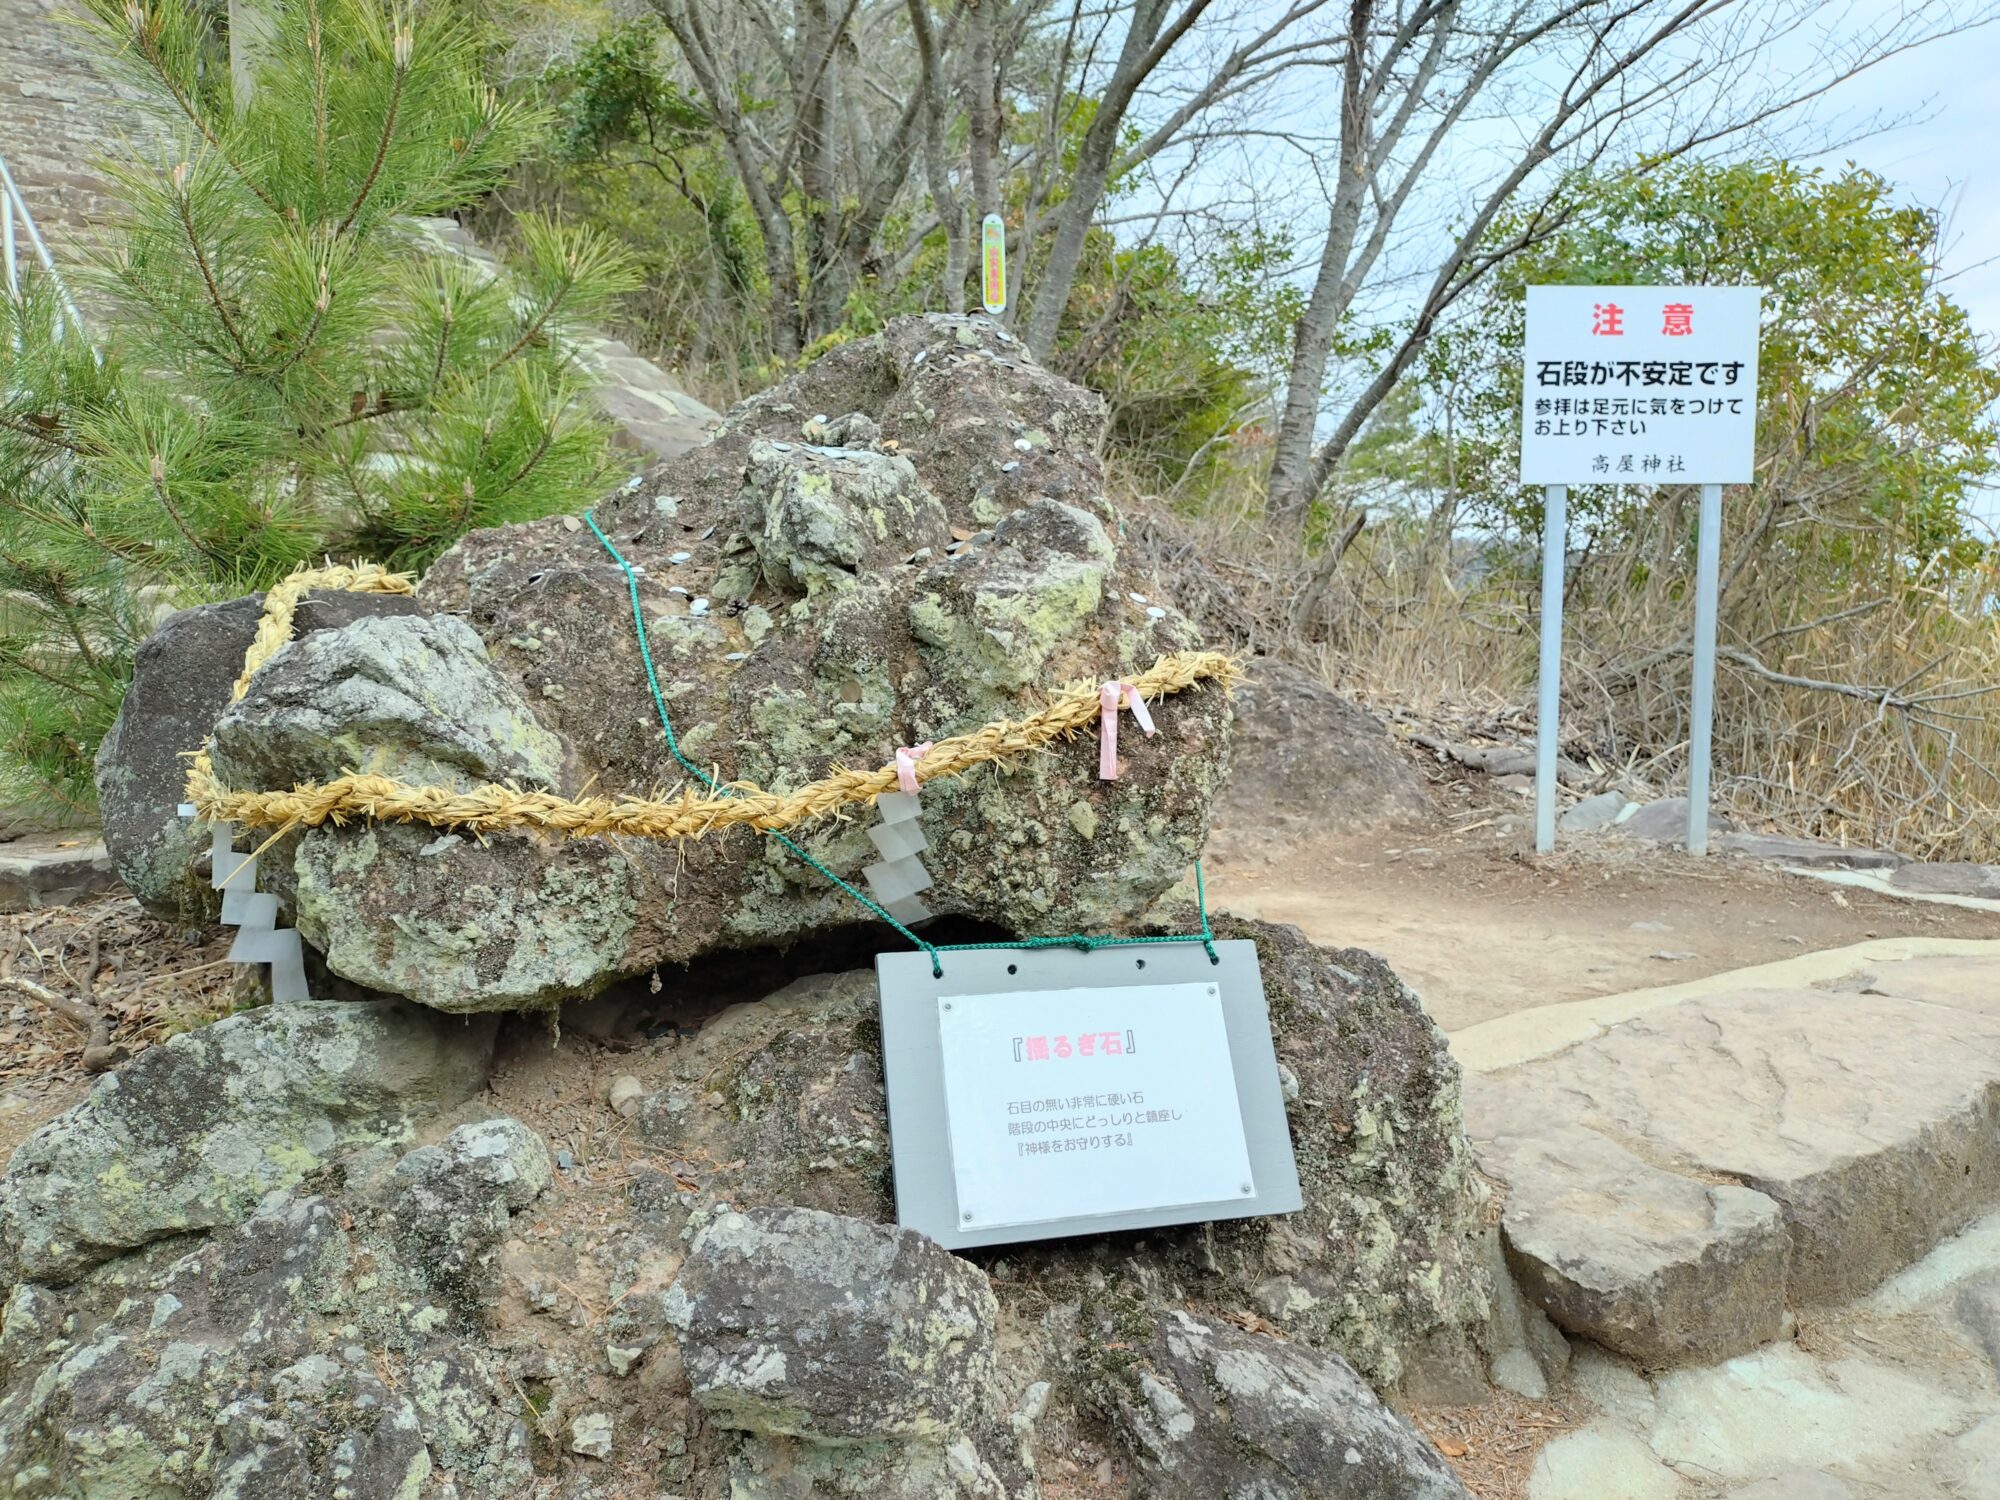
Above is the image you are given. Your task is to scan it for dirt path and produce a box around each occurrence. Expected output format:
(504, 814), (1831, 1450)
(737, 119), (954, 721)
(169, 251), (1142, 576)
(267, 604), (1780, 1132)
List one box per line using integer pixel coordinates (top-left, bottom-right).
(1204, 821), (1999, 1035)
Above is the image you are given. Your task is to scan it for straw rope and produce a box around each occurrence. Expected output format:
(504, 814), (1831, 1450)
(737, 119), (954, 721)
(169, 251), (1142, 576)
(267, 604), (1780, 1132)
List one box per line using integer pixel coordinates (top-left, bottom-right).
(230, 563), (417, 702)
(182, 566), (1235, 841)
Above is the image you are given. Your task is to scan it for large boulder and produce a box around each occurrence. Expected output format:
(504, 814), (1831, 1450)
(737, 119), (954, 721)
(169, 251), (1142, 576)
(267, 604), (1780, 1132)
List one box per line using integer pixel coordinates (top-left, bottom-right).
(293, 823), (637, 1012)
(663, 1205), (1037, 1499)
(202, 611), (612, 1012)
(667, 1205), (999, 1441)
(207, 613), (568, 795)
(0, 1122), (549, 1499)
(94, 595), (263, 922)
(629, 914), (1491, 1394)
(586, 916), (1483, 1492)
(94, 590), (428, 921)
(0, 917), (1482, 1497)
(0, 1000), (496, 1285)
(382, 1118), (554, 1316)
(163, 315), (1231, 1012)
(1217, 659), (1428, 840)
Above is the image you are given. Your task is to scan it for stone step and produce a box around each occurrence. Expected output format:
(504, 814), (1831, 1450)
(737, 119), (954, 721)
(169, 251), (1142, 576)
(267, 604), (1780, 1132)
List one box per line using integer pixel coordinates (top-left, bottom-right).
(1468, 1075), (1792, 1366)
(1466, 957), (2000, 1366)
(1892, 861), (2000, 897)
(1526, 1205), (2000, 1498)
(0, 835), (120, 911)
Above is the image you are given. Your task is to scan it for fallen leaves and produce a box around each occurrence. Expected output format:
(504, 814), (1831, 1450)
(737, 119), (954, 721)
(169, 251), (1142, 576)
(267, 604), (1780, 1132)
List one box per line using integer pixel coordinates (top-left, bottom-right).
(1409, 1387), (1584, 1499)
(0, 895), (238, 1088)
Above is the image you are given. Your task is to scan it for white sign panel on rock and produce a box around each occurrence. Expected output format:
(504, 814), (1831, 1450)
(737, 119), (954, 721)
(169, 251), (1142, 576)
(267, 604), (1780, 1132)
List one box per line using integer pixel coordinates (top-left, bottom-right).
(1520, 285), (1760, 485)
(876, 941), (1302, 1251)
(937, 980), (1255, 1230)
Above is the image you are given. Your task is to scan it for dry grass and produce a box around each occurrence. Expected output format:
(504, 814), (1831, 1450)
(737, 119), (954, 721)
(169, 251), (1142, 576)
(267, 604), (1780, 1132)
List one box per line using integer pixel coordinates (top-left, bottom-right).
(1122, 471), (2000, 863)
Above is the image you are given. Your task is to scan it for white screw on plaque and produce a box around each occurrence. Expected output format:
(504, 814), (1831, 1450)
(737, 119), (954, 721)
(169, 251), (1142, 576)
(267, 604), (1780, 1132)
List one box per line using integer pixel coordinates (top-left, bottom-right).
(1520, 285), (1762, 855)
(876, 939), (1301, 1250)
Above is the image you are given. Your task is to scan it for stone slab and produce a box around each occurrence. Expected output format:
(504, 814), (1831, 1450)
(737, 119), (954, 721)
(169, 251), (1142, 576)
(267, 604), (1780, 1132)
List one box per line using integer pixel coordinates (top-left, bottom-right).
(1542, 1205), (2000, 1500)
(1507, 986), (2000, 1305)
(1892, 861), (2000, 897)
(1726, 1474), (1853, 1500)
(1648, 1344), (1973, 1483)
(0, 838), (118, 912)
(1712, 831), (1905, 870)
(1527, 1429), (1682, 1500)
(1452, 937), (2000, 1075)
(1955, 1272), (2000, 1378)
(1467, 1075), (1790, 1366)
(1842, 954), (2000, 1014)
(1783, 863), (2000, 915)
(1471, 964), (2000, 1362)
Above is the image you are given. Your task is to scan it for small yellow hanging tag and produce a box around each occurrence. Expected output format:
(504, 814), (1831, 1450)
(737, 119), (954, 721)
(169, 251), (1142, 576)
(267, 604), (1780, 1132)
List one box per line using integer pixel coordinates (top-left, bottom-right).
(981, 213), (1007, 316)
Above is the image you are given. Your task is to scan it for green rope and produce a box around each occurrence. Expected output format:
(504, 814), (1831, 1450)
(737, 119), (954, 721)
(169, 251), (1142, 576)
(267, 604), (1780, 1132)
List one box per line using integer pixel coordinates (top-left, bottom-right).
(587, 510), (1219, 976)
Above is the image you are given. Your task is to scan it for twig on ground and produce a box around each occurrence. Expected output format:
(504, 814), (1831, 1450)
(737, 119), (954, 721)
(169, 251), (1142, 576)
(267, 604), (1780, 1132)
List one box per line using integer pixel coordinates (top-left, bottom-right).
(1, 921), (126, 1073)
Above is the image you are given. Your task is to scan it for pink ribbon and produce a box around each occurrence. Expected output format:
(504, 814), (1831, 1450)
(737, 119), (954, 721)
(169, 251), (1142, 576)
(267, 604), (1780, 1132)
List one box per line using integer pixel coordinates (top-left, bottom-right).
(895, 742), (932, 796)
(1097, 681), (1156, 780)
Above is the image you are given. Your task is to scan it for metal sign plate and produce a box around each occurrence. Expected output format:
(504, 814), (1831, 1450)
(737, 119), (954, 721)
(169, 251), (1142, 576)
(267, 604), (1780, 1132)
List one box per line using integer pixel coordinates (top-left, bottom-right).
(876, 939), (1302, 1250)
(1520, 284), (1762, 485)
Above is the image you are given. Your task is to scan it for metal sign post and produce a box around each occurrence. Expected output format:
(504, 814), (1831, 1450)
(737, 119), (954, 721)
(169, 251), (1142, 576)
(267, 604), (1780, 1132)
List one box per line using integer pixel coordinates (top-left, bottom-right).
(1686, 482), (1723, 854)
(1534, 484), (1567, 853)
(1519, 285), (1761, 854)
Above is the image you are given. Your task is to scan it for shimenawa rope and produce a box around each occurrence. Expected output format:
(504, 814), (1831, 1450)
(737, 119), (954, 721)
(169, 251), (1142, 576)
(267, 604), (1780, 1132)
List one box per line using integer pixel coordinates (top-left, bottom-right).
(181, 560), (1236, 852)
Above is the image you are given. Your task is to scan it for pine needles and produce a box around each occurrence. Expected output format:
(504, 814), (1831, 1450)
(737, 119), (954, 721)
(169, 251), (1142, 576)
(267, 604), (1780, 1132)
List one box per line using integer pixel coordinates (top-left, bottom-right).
(0, 0), (641, 813)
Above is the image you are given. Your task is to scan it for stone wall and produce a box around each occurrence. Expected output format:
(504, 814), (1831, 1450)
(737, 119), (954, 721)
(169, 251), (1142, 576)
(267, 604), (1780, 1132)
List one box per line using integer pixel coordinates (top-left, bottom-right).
(0, 0), (719, 459)
(0, 0), (140, 255)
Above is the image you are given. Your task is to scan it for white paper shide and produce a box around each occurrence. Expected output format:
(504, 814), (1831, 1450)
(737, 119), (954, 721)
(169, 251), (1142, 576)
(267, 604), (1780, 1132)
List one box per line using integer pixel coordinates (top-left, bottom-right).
(936, 982), (1255, 1230)
(1520, 284), (1762, 485)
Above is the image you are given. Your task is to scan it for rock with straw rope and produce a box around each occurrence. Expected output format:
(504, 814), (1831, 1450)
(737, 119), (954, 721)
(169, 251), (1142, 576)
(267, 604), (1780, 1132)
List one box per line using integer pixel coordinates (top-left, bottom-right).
(106, 315), (1237, 1011)
(94, 583), (427, 920)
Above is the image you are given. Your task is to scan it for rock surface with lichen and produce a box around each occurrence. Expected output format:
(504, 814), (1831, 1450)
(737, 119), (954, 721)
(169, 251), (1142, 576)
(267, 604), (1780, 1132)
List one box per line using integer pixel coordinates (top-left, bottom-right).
(0, 1124), (545, 1500)
(109, 314), (1233, 1013)
(0, 1000), (496, 1286)
(93, 591), (428, 922)
(663, 1204), (1040, 1498)
(1086, 1309), (1471, 1498)
(625, 914), (1493, 1396)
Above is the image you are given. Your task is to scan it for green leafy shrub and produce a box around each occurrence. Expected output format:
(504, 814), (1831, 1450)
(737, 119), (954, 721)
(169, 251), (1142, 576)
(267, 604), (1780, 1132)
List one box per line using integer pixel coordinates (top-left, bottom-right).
(0, 0), (639, 812)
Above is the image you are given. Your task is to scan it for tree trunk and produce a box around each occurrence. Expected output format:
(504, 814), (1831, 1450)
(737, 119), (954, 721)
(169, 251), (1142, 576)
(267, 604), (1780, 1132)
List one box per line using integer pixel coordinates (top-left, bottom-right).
(798, 0), (846, 340)
(1265, 0), (1373, 525)
(964, 0), (1007, 321)
(907, 0), (967, 312)
(649, 0), (805, 360)
(1021, 0), (1174, 359)
(965, 0), (1003, 227)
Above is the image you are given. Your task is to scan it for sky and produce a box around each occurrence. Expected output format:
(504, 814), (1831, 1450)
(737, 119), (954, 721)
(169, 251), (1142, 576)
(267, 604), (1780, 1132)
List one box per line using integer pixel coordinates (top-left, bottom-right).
(1800, 13), (2000, 520)
(1133, 2), (2000, 351)
(1793, 12), (2000, 348)
(1122, 1), (2000, 520)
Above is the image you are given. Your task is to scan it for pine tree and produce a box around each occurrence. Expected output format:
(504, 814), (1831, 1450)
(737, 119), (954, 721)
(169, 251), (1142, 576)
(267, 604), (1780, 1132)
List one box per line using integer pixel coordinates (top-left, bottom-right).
(0, 0), (638, 812)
